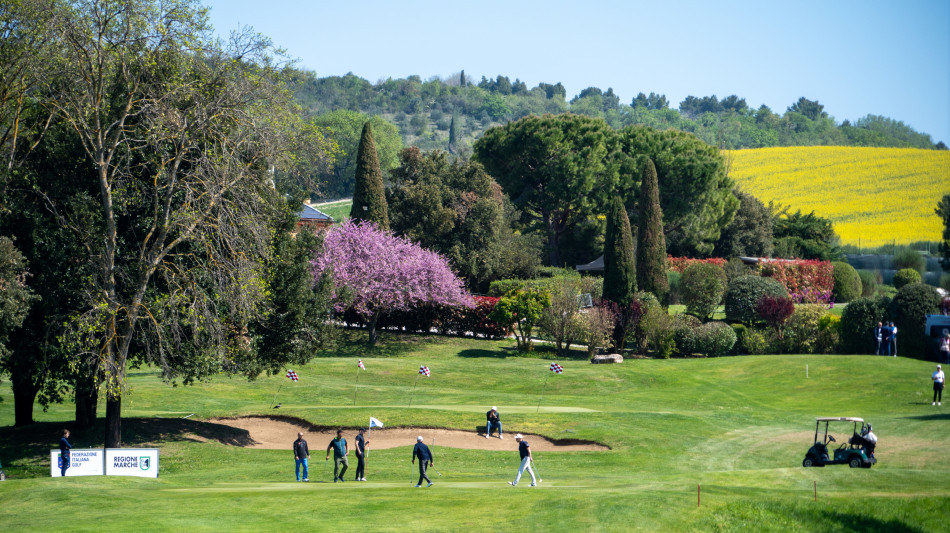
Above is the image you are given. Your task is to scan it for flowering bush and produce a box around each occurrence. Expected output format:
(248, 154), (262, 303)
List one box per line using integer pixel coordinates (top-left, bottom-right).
(755, 295), (796, 340)
(667, 256), (728, 273)
(759, 259), (833, 304)
(313, 220), (473, 344)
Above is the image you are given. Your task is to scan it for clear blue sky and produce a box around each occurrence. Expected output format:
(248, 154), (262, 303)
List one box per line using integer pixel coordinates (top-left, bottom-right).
(204, 0), (950, 144)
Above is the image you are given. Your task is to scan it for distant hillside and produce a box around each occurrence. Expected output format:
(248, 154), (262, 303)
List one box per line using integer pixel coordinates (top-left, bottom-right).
(727, 146), (950, 246)
(289, 71), (946, 153)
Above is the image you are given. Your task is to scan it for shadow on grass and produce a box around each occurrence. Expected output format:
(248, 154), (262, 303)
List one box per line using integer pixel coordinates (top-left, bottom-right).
(899, 412), (950, 421)
(313, 328), (448, 358)
(813, 510), (926, 533)
(0, 417), (257, 475)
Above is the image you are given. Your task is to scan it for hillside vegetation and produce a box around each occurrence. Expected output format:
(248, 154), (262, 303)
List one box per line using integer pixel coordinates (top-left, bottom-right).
(727, 146), (950, 247)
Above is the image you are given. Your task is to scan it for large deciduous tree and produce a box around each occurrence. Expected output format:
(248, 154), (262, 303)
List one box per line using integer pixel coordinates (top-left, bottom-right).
(32, 0), (335, 447)
(350, 121), (389, 230)
(0, 237), (38, 393)
(636, 159), (669, 302)
(473, 113), (622, 266)
(713, 189), (774, 258)
(602, 196), (636, 305)
(313, 219), (472, 345)
(619, 126), (738, 257)
(386, 147), (538, 290)
(311, 110), (401, 199)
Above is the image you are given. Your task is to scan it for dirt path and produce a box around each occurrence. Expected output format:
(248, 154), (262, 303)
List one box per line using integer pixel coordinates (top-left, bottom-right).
(205, 416), (608, 451)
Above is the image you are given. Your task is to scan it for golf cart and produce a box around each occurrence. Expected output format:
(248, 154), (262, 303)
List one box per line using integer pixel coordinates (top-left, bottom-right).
(802, 417), (876, 468)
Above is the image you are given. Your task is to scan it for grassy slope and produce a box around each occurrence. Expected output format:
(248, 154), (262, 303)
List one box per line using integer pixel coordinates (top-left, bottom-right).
(314, 199), (352, 224)
(727, 146), (950, 247)
(0, 332), (946, 532)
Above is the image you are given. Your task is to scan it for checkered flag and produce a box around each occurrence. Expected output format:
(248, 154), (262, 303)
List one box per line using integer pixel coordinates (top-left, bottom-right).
(286, 369), (298, 382)
(358, 359), (366, 370)
(549, 363), (563, 374)
(419, 365), (430, 376)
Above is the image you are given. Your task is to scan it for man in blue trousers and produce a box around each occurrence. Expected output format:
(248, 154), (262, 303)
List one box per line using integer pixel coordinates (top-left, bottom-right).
(293, 432), (309, 482)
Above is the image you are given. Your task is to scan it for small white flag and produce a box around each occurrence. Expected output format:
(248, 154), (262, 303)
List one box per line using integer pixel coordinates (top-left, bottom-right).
(369, 417), (384, 428)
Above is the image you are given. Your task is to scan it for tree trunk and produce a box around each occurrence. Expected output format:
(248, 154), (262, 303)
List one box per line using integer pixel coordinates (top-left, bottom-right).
(368, 315), (379, 346)
(105, 395), (122, 448)
(12, 376), (38, 427)
(74, 376), (99, 430)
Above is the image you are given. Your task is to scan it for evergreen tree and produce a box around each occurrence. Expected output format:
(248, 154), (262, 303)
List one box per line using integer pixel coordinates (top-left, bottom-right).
(603, 197), (636, 305)
(350, 121), (390, 231)
(636, 158), (669, 301)
(448, 115), (458, 154)
(460, 70), (466, 87)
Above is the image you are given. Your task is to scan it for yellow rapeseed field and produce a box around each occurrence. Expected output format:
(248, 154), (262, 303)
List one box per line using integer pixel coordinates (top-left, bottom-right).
(726, 146), (950, 247)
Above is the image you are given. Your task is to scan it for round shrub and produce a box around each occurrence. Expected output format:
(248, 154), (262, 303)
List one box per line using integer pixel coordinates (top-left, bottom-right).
(693, 321), (737, 357)
(724, 275), (788, 324)
(893, 268), (921, 290)
(672, 314), (701, 355)
(839, 297), (886, 354)
(831, 261), (861, 303)
(892, 248), (925, 275)
(734, 325), (773, 355)
(892, 282), (940, 358)
(857, 269), (879, 298)
(786, 304), (830, 354)
(681, 263), (728, 321)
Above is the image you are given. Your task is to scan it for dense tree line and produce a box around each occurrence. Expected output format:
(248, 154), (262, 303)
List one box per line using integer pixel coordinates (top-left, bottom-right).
(0, 0), (337, 446)
(290, 72), (944, 160)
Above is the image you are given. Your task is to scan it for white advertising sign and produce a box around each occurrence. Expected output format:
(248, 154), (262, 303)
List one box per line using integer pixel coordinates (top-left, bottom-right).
(49, 448), (104, 477)
(105, 448), (160, 478)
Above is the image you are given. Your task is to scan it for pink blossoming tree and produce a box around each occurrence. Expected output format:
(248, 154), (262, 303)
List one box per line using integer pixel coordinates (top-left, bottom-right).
(313, 220), (473, 344)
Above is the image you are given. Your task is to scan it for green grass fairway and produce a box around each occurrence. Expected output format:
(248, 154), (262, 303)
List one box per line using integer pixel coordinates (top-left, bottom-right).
(314, 199), (352, 224)
(1, 332), (947, 531)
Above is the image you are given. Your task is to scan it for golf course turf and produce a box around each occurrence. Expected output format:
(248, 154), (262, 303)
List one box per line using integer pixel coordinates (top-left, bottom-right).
(1, 332), (946, 531)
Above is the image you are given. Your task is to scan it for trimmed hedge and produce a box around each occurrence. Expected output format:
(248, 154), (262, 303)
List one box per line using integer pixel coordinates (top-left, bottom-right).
(339, 296), (507, 339)
(893, 268), (921, 290)
(839, 297), (887, 354)
(693, 321), (737, 357)
(831, 261), (861, 303)
(724, 275), (788, 324)
(891, 283), (940, 358)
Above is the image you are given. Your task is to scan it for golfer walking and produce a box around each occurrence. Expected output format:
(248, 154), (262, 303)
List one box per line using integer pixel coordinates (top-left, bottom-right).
(293, 432), (309, 482)
(933, 364), (945, 406)
(354, 428), (368, 481)
(326, 430), (348, 482)
(59, 429), (72, 477)
(508, 434), (537, 487)
(411, 436), (433, 487)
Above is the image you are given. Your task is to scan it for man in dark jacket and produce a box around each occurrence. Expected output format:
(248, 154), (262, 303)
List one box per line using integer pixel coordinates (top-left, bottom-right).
(326, 430), (348, 482)
(59, 429), (72, 477)
(873, 322), (883, 355)
(354, 428), (369, 481)
(411, 436), (433, 487)
(293, 432), (309, 482)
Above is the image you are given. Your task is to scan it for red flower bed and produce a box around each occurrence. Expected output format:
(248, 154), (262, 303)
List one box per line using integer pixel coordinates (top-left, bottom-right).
(667, 256), (727, 273)
(759, 259), (834, 304)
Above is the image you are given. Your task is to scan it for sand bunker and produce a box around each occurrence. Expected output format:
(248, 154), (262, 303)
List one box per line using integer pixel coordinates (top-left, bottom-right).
(205, 416), (608, 451)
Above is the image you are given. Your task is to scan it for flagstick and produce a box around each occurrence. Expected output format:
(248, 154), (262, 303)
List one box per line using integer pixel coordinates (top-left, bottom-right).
(367, 421), (371, 458)
(271, 383), (283, 408)
(408, 374), (420, 408)
(537, 371), (550, 413)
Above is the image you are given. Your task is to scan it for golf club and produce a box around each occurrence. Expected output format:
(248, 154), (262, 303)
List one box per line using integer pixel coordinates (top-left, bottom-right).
(410, 461), (415, 487)
(432, 438), (443, 477)
(532, 459), (543, 483)
(323, 457), (328, 482)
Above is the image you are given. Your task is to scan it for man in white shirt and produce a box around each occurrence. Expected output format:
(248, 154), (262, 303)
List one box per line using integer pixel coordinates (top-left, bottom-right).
(933, 365), (945, 406)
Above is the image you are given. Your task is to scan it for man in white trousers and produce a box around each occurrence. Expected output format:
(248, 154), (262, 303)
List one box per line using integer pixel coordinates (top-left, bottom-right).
(508, 434), (537, 487)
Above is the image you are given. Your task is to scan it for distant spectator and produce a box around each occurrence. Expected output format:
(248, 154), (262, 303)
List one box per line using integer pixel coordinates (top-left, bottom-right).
(59, 429), (72, 477)
(881, 321), (892, 356)
(939, 330), (950, 365)
(873, 321), (884, 355)
(889, 321), (898, 357)
(933, 365), (945, 406)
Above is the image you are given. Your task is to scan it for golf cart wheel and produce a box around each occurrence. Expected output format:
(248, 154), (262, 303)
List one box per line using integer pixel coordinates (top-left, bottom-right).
(802, 457), (815, 468)
(848, 456), (862, 468)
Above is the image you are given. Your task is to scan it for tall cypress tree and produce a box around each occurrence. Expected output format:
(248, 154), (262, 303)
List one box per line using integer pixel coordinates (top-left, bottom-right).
(350, 121), (389, 231)
(448, 115), (458, 154)
(603, 196), (636, 305)
(636, 158), (668, 301)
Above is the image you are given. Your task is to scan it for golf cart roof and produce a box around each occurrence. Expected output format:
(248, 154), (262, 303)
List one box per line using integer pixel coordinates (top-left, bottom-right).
(816, 417), (864, 422)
